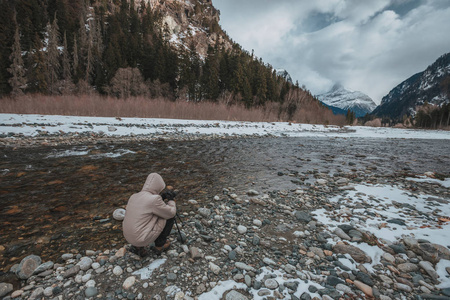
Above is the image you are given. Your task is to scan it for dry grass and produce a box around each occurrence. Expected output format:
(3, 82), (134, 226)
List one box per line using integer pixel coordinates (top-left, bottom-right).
(0, 94), (346, 125)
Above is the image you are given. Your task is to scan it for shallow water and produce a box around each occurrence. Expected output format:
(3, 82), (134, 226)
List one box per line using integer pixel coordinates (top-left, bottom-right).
(1, 137), (449, 276)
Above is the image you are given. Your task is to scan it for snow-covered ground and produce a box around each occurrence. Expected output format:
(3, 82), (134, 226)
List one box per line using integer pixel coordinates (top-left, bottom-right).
(1, 113), (450, 139)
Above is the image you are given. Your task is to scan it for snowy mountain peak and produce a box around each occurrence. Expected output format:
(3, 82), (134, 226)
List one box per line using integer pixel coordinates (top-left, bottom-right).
(318, 85), (377, 117)
(373, 52), (450, 119)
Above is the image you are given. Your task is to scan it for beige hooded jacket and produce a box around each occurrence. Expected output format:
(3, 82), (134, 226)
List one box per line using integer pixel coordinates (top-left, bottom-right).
(123, 173), (176, 247)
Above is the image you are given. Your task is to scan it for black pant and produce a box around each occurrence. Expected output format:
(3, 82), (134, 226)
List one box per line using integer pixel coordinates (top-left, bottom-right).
(154, 217), (175, 247)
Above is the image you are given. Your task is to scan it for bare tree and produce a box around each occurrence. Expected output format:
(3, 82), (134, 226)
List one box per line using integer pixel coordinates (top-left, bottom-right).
(109, 67), (148, 98)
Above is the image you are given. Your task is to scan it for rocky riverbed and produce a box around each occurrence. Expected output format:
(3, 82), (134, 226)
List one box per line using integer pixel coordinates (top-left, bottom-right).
(1, 135), (450, 299)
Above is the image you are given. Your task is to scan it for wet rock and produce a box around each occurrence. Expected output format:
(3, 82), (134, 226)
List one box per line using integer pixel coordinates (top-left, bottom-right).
(190, 247), (203, 259)
(378, 274), (393, 284)
(123, 276), (136, 289)
(395, 283), (412, 292)
(196, 283), (206, 294)
(354, 280), (373, 297)
(356, 272), (374, 286)
(225, 290), (248, 300)
(403, 236), (419, 248)
(85, 287), (98, 298)
(326, 275), (344, 286)
(29, 287), (44, 300)
(198, 208), (211, 218)
(443, 288), (450, 296)
(415, 243), (450, 262)
(0, 283), (13, 297)
(295, 211), (312, 223)
(336, 283), (354, 295)
(420, 294), (450, 300)
(61, 253), (74, 260)
(113, 266), (123, 276)
(235, 262), (256, 272)
(419, 261), (439, 280)
(11, 290), (24, 298)
(387, 218), (406, 226)
(32, 261), (54, 275)
(237, 225), (247, 234)
(389, 244), (407, 254)
(209, 262), (221, 275)
(263, 257), (276, 266)
(338, 224), (354, 233)
(382, 252), (396, 264)
(257, 289), (271, 296)
(52, 286), (62, 295)
(333, 243), (372, 263)
(264, 278), (279, 290)
(253, 219), (262, 227)
(43, 286), (53, 297)
(78, 257), (93, 271)
(16, 255), (42, 279)
(333, 228), (351, 240)
(247, 190), (259, 196)
(315, 179), (327, 185)
(398, 262), (419, 273)
(63, 265), (80, 278)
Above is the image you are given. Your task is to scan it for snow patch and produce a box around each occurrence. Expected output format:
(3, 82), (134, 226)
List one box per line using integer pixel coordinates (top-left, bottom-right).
(132, 258), (167, 280)
(1, 114), (450, 140)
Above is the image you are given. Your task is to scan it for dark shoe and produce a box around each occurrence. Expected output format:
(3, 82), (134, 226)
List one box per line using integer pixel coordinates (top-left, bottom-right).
(153, 240), (171, 255)
(129, 246), (148, 257)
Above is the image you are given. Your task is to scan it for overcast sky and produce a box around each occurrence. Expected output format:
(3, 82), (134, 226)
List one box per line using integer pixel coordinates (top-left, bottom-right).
(213, 0), (450, 104)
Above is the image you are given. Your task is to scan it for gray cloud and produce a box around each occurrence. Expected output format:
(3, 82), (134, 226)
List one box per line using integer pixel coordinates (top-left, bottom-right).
(213, 0), (450, 103)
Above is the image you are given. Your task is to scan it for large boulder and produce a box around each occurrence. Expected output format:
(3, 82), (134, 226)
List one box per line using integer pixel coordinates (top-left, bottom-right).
(333, 243), (372, 263)
(413, 243), (450, 263)
(16, 255), (42, 279)
(0, 283), (13, 297)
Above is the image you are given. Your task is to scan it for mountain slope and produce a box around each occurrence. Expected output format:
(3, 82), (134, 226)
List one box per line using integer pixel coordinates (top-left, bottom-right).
(317, 84), (377, 117)
(373, 52), (450, 120)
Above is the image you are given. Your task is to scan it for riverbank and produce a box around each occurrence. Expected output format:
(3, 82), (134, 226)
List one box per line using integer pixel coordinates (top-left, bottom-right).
(1, 172), (449, 299)
(1, 115), (450, 299)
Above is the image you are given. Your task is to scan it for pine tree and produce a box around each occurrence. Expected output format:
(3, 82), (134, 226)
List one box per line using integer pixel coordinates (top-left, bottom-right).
(73, 35), (79, 81)
(62, 31), (71, 81)
(346, 109), (355, 124)
(8, 19), (27, 97)
(27, 33), (48, 93)
(201, 45), (220, 100)
(47, 14), (61, 94)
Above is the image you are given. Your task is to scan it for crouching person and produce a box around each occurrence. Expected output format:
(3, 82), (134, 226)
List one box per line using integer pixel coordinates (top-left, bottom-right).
(123, 173), (176, 256)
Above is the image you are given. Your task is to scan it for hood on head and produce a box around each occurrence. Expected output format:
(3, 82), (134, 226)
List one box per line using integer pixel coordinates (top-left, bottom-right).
(142, 173), (166, 195)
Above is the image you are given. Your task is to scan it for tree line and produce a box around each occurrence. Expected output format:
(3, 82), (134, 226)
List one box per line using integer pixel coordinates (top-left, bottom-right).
(1, 0), (339, 123)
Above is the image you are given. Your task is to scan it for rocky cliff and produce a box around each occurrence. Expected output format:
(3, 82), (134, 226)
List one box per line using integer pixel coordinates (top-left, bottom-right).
(373, 52), (450, 120)
(145, 0), (232, 57)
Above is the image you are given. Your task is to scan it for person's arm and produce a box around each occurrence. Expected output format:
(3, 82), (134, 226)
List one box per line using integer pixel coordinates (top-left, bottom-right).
(152, 196), (176, 219)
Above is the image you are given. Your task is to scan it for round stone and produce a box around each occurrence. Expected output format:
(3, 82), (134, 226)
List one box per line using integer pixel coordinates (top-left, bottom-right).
(78, 257), (93, 271)
(113, 266), (124, 276)
(123, 276), (136, 289)
(265, 278), (279, 290)
(85, 279), (96, 288)
(253, 219), (262, 227)
(113, 208), (126, 221)
(237, 225), (247, 234)
(85, 287), (98, 298)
